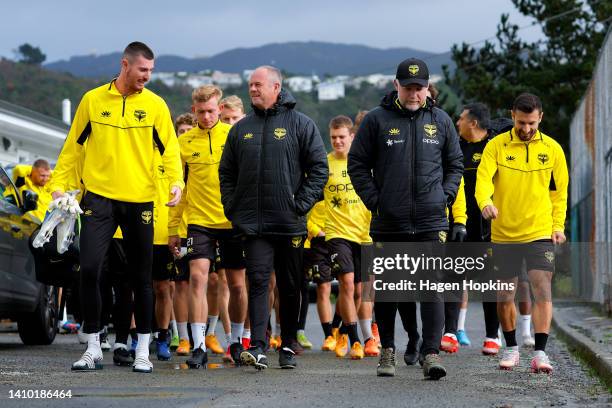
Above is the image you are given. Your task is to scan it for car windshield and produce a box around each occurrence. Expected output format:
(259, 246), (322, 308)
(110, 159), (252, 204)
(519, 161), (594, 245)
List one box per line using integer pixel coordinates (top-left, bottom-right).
(0, 166), (20, 208)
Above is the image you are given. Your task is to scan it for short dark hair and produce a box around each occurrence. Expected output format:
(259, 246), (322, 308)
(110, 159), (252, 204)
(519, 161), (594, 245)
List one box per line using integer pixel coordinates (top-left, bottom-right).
(123, 42), (154, 61)
(463, 103), (490, 130)
(32, 159), (50, 169)
(512, 93), (542, 113)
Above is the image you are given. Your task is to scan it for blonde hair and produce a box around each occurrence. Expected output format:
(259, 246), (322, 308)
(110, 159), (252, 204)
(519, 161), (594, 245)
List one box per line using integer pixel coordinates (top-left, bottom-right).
(192, 85), (223, 104)
(220, 95), (244, 113)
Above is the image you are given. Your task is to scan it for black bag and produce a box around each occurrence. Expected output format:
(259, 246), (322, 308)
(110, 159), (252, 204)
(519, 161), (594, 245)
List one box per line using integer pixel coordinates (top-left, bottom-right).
(28, 223), (80, 287)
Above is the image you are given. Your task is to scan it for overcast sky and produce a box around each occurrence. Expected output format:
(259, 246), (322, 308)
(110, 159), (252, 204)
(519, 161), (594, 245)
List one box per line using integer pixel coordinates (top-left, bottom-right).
(0, 0), (544, 62)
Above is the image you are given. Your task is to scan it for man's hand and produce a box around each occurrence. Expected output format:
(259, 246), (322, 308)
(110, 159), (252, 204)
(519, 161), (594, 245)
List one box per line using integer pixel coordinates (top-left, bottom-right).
(552, 231), (566, 245)
(482, 205), (498, 220)
(49, 192), (83, 214)
(451, 224), (467, 242)
(167, 186), (182, 207)
(168, 235), (181, 257)
(317, 231), (325, 237)
(51, 191), (64, 200)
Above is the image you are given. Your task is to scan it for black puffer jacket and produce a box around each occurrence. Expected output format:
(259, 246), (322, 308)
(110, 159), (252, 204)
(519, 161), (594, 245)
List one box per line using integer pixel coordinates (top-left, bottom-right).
(219, 89), (328, 236)
(348, 91), (463, 235)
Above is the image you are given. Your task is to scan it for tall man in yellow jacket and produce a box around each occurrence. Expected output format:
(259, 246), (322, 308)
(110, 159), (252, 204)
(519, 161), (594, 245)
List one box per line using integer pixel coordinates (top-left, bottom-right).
(475, 93), (568, 374)
(50, 42), (184, 373)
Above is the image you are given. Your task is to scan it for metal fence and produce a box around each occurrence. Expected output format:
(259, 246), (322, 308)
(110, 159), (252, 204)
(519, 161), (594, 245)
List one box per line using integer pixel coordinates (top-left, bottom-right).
(569, 26), (612, 308)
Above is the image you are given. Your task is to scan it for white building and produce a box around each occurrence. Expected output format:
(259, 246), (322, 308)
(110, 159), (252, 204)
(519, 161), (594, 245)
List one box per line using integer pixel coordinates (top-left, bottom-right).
(285, 76), (314, 93)
(212, 71), (243, 88)
(185, 75), (213, 89)
(317, 81), (345, 101)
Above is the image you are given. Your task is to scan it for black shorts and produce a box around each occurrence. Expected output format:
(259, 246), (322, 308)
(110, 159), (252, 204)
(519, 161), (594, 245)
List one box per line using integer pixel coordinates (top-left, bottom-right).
(152, 244), (176, 281)
(172, 238), (189, 282)
(493, 240), (555, 280)
(304, 236), (332, 284)
(186, 225), (245, 269)
(326, 238), (364, 283)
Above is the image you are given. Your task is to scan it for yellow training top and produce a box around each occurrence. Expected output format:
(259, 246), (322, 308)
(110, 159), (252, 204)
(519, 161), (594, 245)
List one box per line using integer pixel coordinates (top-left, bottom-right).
(475, 129), (568, 243)
(13, 164), (52, 223)
(305, 200), (325, 249)
(50, 80), (184, 203)
(324, 152), (372, 244)
(450, 177), (467, 225)
(168, 121), (232, 234)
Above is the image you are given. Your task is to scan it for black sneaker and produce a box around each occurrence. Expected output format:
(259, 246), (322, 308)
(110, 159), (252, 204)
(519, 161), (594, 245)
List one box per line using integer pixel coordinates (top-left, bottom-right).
(240, 346), (268, 370)
(404, 338), (421, 366)
(186, 348), (208, 369)
(422, 353), (447, 380)
(229, 342), (244, 365)
(113, 347), (134, 366)
(279, 347), (297, 369)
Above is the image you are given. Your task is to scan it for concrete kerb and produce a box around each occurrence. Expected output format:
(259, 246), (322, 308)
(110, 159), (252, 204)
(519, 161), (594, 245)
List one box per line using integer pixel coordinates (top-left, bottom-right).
(552, 306), (612, 390)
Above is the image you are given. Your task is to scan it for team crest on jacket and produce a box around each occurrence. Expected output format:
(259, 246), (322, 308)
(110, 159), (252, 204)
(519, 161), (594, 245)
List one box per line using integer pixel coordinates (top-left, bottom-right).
(537, 153), (549, 165)
(291, 236), (303, 248)
(141, 210), (152, 224)
(424, 124), (437, 137)
(134, 110), (147, 122)
(274, 128), (287, 140)
(408, 65), (419, 76)
(388, 128), (400, 136)
(243, 133), (253, 140)
(472, 153), (482, 163)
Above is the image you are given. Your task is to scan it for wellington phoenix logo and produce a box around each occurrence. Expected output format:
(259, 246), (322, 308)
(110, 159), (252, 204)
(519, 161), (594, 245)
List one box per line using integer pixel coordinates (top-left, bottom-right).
(424, 124), (437, 137)
(274, 128), (287, 140)
(408, 65), (419, 76)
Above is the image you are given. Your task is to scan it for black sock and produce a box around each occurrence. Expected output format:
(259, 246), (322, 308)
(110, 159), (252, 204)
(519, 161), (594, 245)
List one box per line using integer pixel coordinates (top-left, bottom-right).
(321, 322), (332, 338)
(339, 324), (348, 335)
(345, 323), (360, 345)
(534, 333), (548, 351)
(158, 328), (168, 342)
(130, 328), (138, 343)
(503, 329), (517, 347)
(332, 312), (342, 328)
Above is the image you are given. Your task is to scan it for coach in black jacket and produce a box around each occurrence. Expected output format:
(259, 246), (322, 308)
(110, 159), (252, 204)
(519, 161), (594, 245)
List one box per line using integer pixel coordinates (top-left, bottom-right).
(219, 65), (328, 370)
(348, 58), (463, 380)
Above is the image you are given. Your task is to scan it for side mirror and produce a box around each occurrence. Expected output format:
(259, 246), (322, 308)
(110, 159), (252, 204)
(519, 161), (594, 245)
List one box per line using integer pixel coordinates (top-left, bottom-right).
(22, 189), (38, 212)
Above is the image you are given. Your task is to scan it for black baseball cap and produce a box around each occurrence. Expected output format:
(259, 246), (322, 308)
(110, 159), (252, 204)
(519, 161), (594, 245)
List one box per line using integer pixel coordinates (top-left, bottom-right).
(396, 58), (429, 87)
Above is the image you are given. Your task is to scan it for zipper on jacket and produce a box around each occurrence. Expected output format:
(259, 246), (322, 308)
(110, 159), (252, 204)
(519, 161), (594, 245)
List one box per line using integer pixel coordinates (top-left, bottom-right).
(122, 95), (127, 117)
(257, 113), (268, 234)
(207, 131), (213, 155)
(525, 142), (529, 163)
(410, 116), (417, 234)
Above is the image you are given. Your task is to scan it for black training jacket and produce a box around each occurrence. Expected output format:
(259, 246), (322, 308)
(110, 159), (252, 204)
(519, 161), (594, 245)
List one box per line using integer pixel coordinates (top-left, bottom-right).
(348, 91), (463, 235)
(219, 89), (328, 236)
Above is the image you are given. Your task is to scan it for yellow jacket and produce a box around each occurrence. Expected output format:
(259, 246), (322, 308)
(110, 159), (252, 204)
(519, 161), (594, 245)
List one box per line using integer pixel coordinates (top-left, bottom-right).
(168, 121), (232, 235)
(305, 200), (325, 248)
(50, 80), (184, 202)
(475, 129), (568, 243)
(13, 164), (52, 223)
(450, 177), (467, 225)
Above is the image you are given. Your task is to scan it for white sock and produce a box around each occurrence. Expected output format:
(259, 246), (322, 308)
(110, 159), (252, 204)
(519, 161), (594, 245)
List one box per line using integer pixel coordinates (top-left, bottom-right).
(136, 333), (150, 357)
(458, 308), (468, 331)
(170, 320), (178, 337)
(297, 329), (305, 336)
(359, 319), (373, 341)
(177, 322), (189, 340)
(243, 329), (251, 339)
(191, 323), (206, 351)
(86, 332), (101, 351)
(207, 315), (218, 335)
(274, 324), (281, 336)
(225, 333), (232, 347)
(231, 322), (244, 344)
(113, 342), (127, 351)
(520, 314), (532, 336)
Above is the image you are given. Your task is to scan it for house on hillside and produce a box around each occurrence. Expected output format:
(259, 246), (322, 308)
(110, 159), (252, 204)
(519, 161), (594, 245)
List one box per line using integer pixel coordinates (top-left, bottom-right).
(212, 71), (243, 88)
(285, 76), (314, 93)
(317, 81), (345, 101)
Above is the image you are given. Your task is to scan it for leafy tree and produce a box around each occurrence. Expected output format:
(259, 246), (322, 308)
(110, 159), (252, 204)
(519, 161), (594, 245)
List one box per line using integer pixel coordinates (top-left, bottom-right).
(443, 0), (611, 150)
(15, 43), (46, 65)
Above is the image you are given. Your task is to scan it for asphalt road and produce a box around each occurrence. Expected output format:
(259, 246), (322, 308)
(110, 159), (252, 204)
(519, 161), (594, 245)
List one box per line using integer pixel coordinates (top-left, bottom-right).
(0, 303), (610, 408)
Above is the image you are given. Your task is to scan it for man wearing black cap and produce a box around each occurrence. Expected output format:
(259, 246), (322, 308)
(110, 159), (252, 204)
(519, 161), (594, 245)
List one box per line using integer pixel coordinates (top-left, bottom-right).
(348, 58), (463, 379)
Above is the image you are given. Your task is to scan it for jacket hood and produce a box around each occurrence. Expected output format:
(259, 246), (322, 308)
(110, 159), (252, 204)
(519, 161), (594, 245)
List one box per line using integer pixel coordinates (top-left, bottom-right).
(380, 91), (435, 115)
(253, 88), (297, 116)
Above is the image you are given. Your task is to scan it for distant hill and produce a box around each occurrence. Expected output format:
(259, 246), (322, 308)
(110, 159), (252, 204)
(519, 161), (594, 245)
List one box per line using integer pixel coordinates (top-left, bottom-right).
(44, 41), (453, 79)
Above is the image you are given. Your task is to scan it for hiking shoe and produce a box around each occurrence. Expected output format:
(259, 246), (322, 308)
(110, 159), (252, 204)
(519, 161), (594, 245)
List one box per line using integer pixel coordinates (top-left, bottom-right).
(279, 347), (297, 369)
(350, 342), (365, 360)
(422, 353), (446, 380)
(522, 334), (535, 348)
(99, 329), (111, 352)
(482, 338), (501, 355)
(457, 330), (471, 346)
(440, 333), (459, 353)
(113, 346), (134, 366)
(176, 339), (190, 356)
(170, 333), (180, 351)
(364, 338), (380, 357)
(132, 354), (153, 373)
(297, 332), (313, 349)
(376, 348), (396, 377)
(156, 339), (171, 361)
(241, 337), (251, 349)
(186, 348), (208, 369)
(499, 348), (520, 370)
(530, 351), (553, 374)
(335, 334), (349, 358)
(322, 335), (336, 351)
(371, 323), (381, 348)
(240, 346), (268, 370)
(205, 334), (224, 354)
(71, 348), (103, 371)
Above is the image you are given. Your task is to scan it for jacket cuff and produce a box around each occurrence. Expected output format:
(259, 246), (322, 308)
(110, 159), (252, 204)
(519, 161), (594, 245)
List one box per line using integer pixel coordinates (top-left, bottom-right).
(453, 215), (467, 225)
(478, 199), (493, 212)
(168, 226), (179, 236)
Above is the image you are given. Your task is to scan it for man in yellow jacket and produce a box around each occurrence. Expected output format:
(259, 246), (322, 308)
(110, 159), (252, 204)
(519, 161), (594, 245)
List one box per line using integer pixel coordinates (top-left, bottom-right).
(475, 93), (568, 375)
(50, 42), (183, 373)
